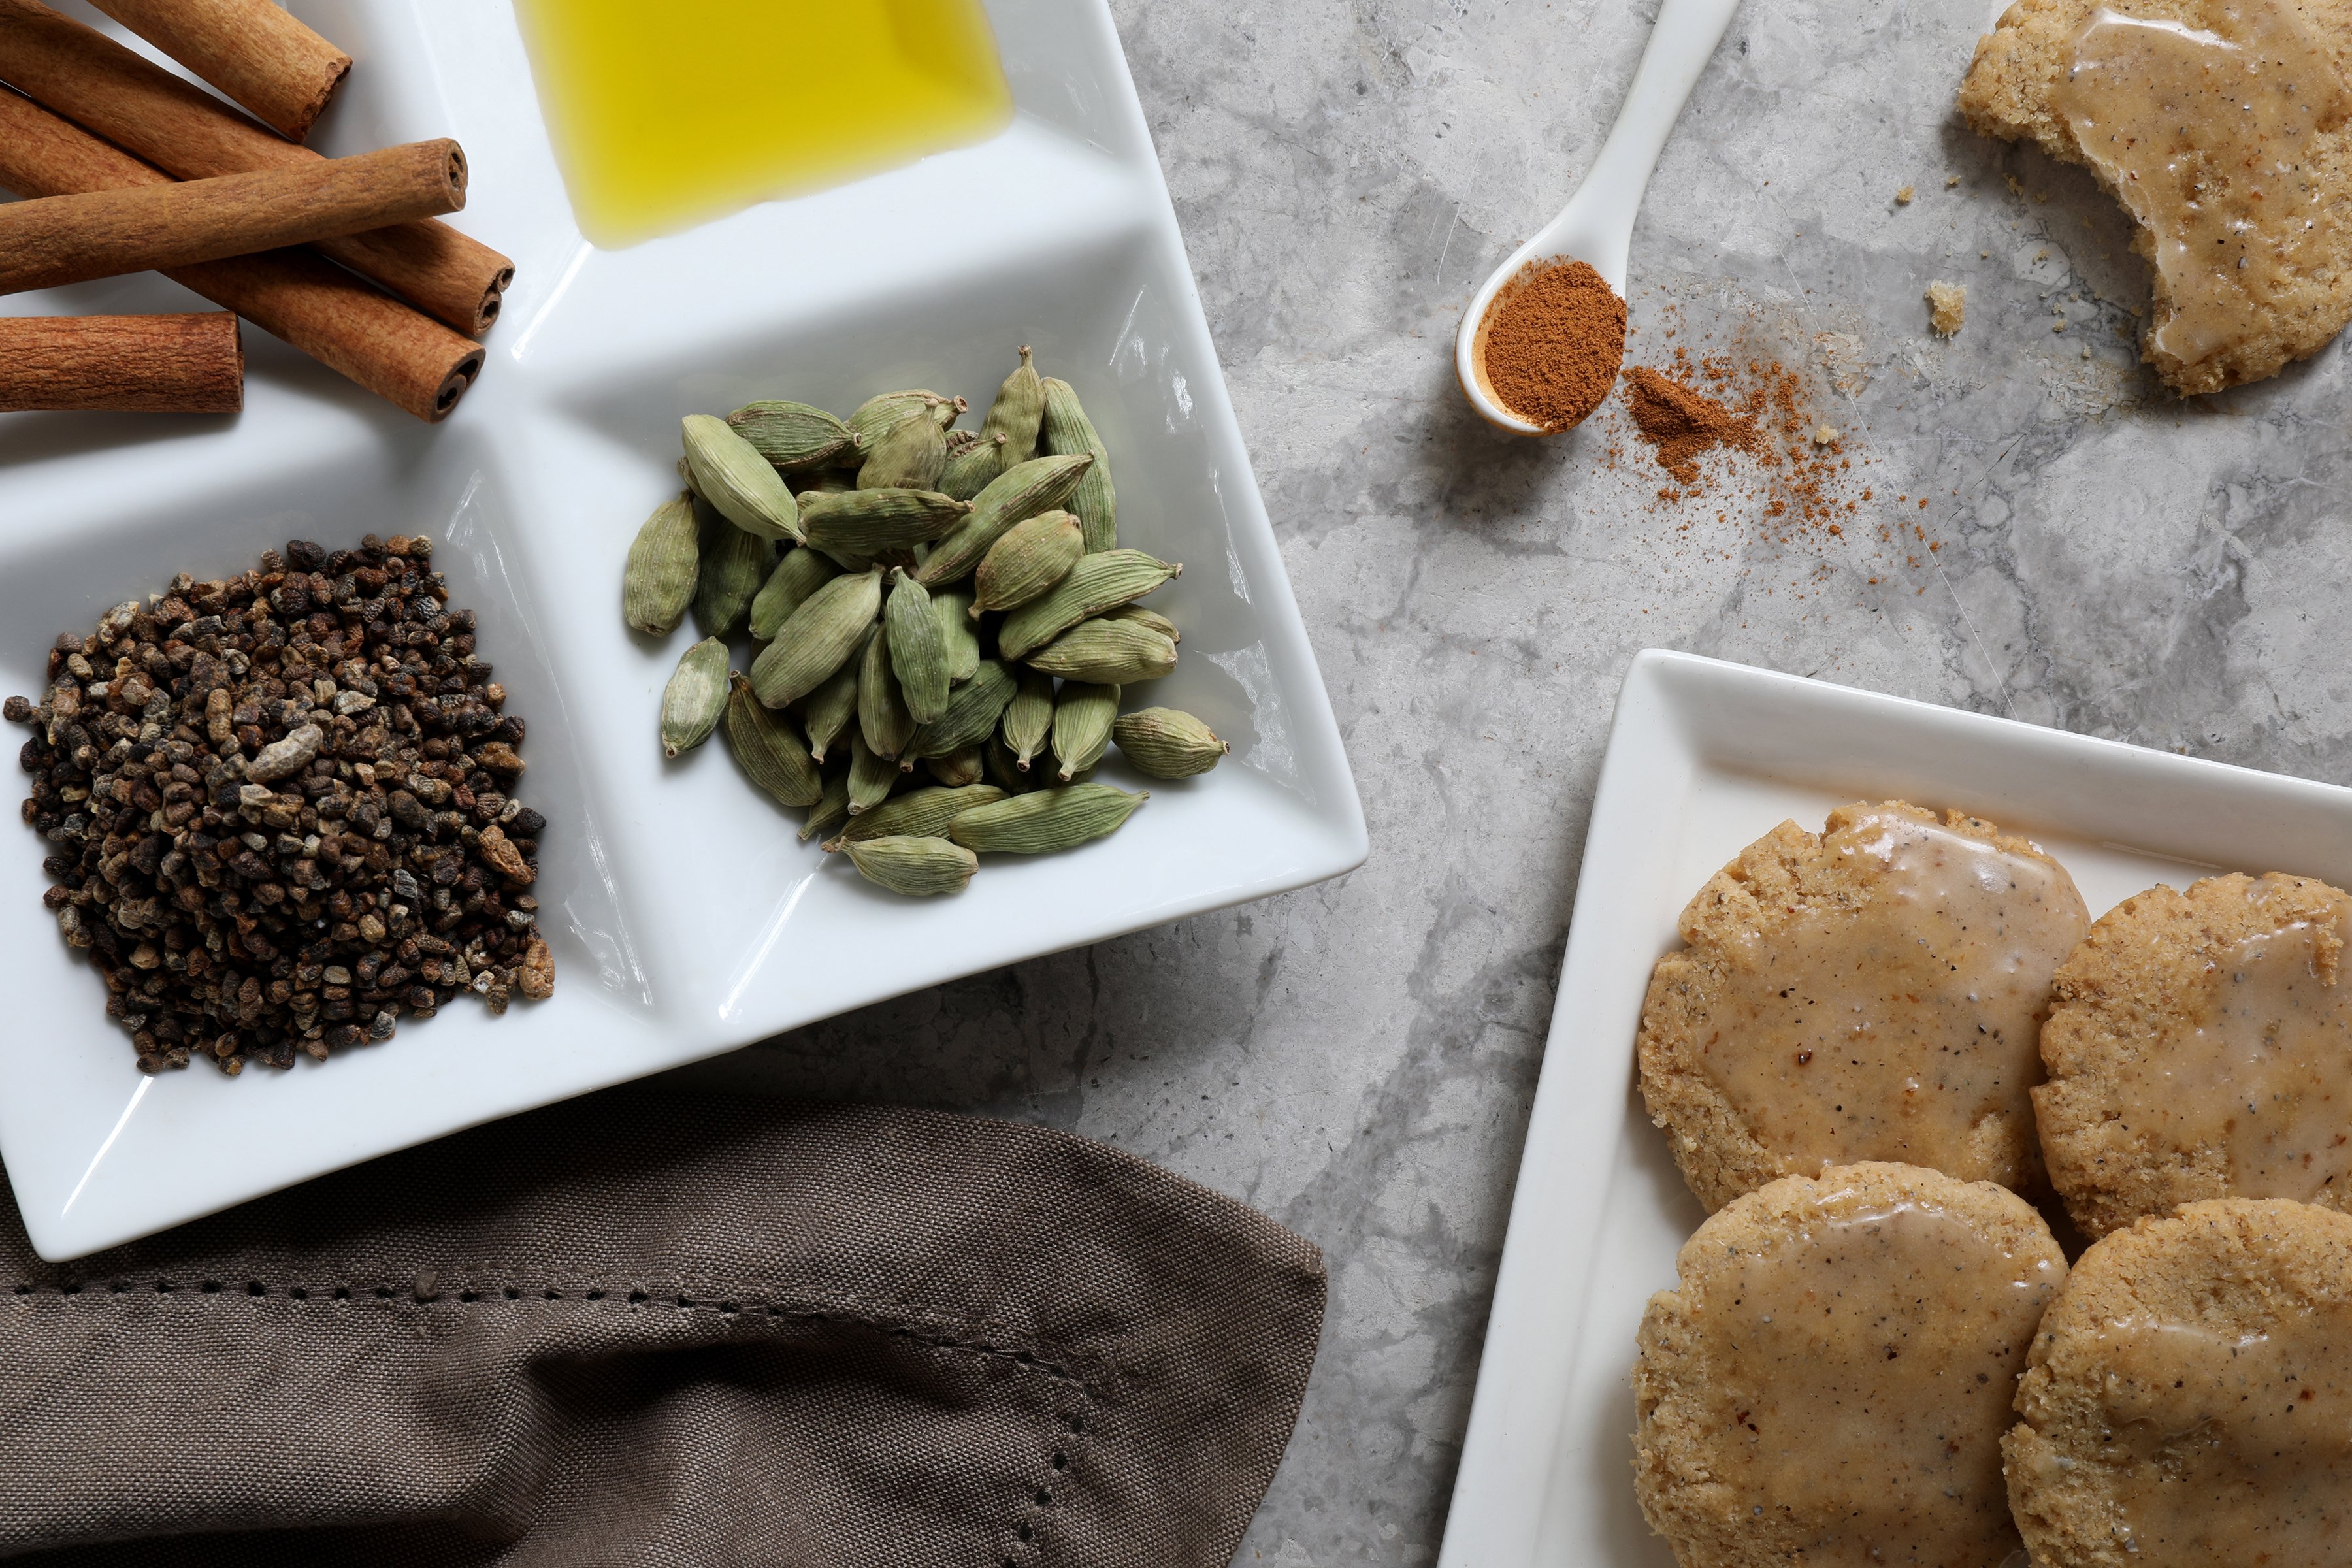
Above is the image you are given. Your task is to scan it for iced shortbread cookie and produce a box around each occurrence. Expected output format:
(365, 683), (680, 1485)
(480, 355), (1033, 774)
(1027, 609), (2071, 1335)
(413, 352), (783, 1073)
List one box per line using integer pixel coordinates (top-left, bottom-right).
(1960, 0), (2352, 394)
(1635, 1162), (2065, 1568)
(2037, 872), (2352, 1237)
(2006, 1197), (2352, 1566)
(1639, 802), (2089, 1211)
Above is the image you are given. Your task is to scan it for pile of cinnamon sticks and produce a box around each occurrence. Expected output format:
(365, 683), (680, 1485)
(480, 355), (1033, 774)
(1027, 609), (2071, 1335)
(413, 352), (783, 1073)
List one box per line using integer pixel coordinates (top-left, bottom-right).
(0, 0), (514, 422)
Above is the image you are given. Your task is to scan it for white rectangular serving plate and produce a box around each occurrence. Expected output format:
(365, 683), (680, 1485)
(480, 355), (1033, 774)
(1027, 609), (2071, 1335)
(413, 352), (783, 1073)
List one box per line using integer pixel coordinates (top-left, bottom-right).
(1437, 649), (2352, 1567)
(0, 0), (1365, 1260)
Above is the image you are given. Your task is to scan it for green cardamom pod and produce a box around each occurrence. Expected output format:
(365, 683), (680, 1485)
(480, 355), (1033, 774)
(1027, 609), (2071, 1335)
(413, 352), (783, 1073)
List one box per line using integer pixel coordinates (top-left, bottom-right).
(1022, 619), (1178, 685)
(1000, 668), (1054, 771)
(724, 673), (825, 806)
(802, 639), (864, 762)
(1050, 682), (1120, 781)
(726, 400), (861, 471)
(747, 568), (882, 707)
(997, 550), (1181, 659)
(1113, 707), (1228, 779)
(693, 504), (770, 638)
(978, 346), (1046, 468)
(885, 568), (949, 725)
(858, 618), (915, 760)
(798, 487), (970, 555)
(925, 744), (985, 789)
(857, 412), (949, 491)
(913, 453), (1093, 587)
(848, 730), (898, 815)
(659, 638), (729, 759)
(801, 768), (852, 843)
(932, 589), (981, 683)
(908, 659), (1017, 759)
(949, 783), (1147, 855)
(1103, 604), (1180, 644)
(826, 784), (1005, 849)
(623, 493), (698, 636)
(677, 453), (704, 504)
(973, 510), (1083, 614)
(1040, 376), (1119, 552)
(985, 735), (1040, 795)
(939, 430), (1007, 501)
(847, 389), (963, 447)
(844, 834), (979, 897)
(747, 546), (841, 642)
(682, 414), (802, 542)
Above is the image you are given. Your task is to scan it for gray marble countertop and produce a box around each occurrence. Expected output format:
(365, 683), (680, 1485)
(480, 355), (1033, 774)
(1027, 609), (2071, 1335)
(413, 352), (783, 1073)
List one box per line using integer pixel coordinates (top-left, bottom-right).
(691, 0), (2352, 1561)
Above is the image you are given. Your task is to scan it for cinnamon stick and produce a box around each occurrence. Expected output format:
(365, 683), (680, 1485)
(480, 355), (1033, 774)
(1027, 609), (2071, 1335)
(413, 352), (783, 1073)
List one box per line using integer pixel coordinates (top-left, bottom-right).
(0, 0), (514, 336)
(86, 0), (350, 142)
(0, 91), (483, 423)
(0, 312), (242, 412)
(0, 139), (466, 296)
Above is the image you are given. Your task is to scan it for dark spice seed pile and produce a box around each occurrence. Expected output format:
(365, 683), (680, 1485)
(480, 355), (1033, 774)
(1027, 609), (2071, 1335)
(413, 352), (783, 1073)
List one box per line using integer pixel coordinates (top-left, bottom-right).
(5, 534), (553, 1076)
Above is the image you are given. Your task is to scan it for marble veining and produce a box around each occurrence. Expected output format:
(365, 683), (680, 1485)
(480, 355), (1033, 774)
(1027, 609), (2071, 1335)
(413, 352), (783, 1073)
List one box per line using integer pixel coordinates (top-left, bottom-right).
(691, 0), (2352, 1561)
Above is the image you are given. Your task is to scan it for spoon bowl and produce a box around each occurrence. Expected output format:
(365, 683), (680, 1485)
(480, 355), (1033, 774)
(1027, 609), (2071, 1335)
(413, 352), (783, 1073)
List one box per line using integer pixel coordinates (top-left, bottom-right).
(1456, 0), (1746, 435)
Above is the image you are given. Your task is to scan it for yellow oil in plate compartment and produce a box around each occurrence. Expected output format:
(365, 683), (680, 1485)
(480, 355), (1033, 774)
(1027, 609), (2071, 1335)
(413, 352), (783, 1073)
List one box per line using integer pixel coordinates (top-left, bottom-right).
(514, 0), (1013, 247)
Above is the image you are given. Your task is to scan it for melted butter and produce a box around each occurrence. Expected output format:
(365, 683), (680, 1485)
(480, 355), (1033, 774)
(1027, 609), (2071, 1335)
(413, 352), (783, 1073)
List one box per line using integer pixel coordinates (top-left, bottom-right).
(514, 0), (1013, 248)
(1700, 809), (2090, 1181)
(2097, 895), (2352, 1203)
(2093, 1307), (2352, 1563)
(1695, 1193), (2062, 1565)
(2054, 2), (2350, 365)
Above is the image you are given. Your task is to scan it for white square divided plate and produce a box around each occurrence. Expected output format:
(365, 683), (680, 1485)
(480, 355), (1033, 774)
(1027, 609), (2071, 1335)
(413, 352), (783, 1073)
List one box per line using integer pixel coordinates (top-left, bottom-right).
(1435, 648), (2352, 1567)
(0, 0), (1365, 1260)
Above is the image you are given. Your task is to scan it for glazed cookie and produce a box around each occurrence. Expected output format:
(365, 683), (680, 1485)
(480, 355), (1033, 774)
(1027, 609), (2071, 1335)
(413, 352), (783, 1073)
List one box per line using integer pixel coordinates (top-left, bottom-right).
(2006, 1198), (2352, 1567)
(2037, 872), (2352, 1239)
(1638, 801), (2089, 1211)
(1633, 1162), (2065, 1568)
(1959, 0), (2352, 395)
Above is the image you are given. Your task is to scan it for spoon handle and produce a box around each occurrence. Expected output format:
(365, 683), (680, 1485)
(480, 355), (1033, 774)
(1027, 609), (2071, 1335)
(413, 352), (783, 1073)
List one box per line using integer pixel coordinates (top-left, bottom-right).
(1580, 0), (1744, 215)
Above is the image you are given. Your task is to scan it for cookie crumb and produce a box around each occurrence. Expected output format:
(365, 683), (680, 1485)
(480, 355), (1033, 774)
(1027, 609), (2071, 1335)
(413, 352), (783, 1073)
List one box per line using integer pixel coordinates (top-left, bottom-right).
(1926, 281), (1967, 336)
(1945, 174), (1961, 187)
(1811, 425), (1838, 445)
(1895, 184), (1915, 204)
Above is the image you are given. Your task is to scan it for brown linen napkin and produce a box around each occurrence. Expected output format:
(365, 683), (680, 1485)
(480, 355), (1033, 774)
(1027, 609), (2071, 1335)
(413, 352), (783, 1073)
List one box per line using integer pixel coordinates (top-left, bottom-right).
(0, 1090), (1325, 1567)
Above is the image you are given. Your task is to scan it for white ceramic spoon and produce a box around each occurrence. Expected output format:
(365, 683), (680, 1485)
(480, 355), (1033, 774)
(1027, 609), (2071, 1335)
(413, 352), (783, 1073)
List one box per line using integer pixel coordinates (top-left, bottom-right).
(1455, 0), (1746, 434)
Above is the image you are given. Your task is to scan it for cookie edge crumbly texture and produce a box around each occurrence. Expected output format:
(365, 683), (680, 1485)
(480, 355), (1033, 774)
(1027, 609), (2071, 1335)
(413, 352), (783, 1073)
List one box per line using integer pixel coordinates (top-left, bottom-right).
(2036, 871), (2350, 1239)
(2004, 1198), (2352, 1568)
(1956, 0), (2352, 395)
(1634, 1161), (2065, 1568)
(1637, 800), (2074, 1212)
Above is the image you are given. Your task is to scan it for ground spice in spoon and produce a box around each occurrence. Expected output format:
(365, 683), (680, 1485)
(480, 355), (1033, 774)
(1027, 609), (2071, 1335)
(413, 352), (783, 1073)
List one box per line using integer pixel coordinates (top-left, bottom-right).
(1480, 259), (1626, 431)
(1623, 365), (1761, 483)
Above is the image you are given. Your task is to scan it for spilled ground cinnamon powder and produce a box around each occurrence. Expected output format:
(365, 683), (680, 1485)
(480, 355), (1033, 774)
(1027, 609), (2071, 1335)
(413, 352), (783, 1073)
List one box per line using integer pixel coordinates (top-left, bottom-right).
(1480, 260), (1625, 431)
(1623, 367), (1759, 483)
